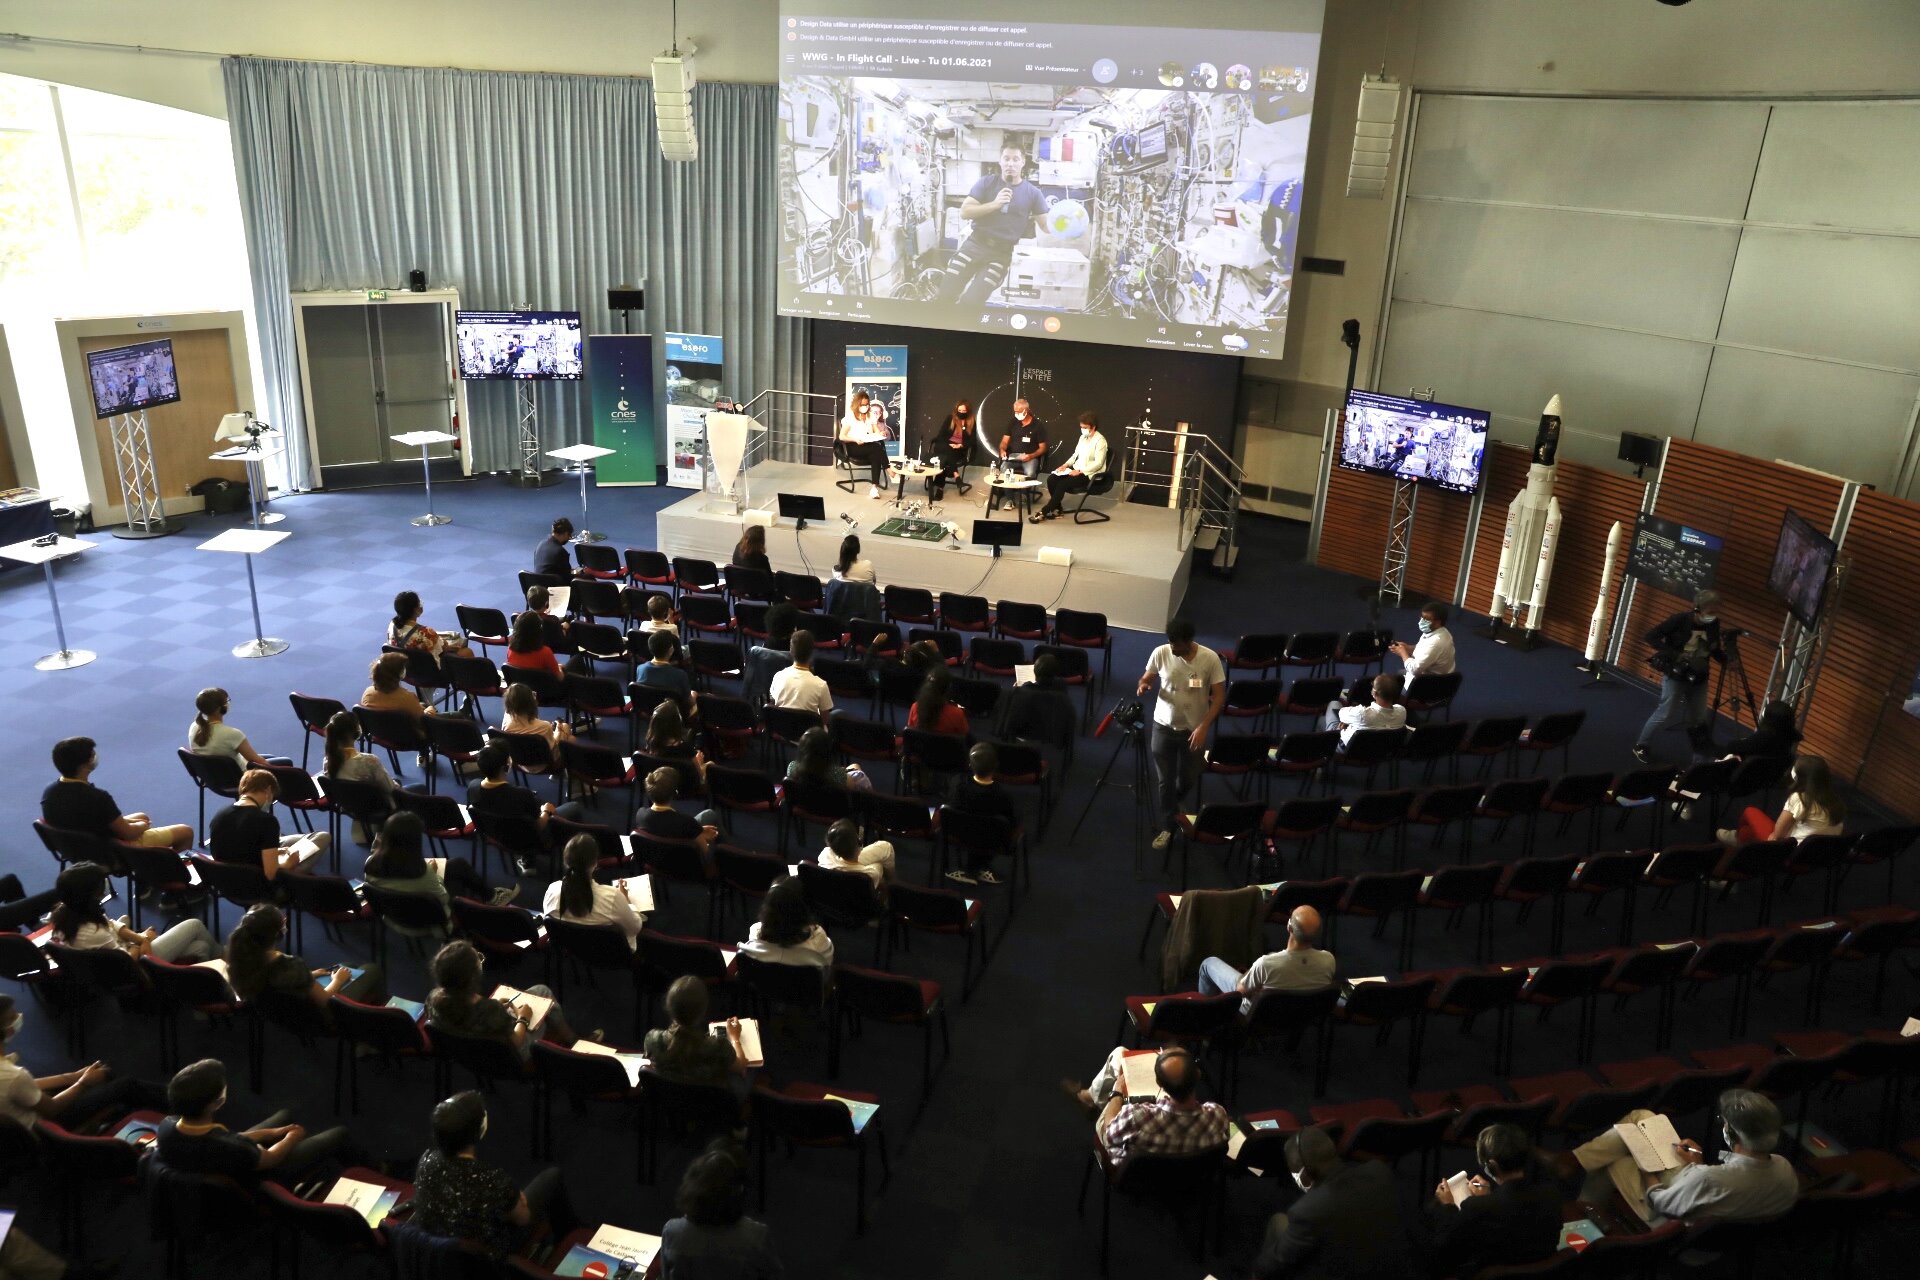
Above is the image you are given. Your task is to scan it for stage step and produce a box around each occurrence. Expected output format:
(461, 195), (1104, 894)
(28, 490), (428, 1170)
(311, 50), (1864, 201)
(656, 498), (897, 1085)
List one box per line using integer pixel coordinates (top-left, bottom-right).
(1193, 526), (1222, 552)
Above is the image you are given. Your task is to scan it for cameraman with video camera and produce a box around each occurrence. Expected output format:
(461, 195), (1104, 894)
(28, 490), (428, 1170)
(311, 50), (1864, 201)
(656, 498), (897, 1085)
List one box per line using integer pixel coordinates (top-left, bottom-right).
(1633, 589), (1725, 763)
(1138, 619), (1226, 852)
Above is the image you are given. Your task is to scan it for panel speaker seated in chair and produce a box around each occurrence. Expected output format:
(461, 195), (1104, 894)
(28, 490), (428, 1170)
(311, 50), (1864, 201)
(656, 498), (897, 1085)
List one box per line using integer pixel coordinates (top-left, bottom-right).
(1034, 412), (1110, 524)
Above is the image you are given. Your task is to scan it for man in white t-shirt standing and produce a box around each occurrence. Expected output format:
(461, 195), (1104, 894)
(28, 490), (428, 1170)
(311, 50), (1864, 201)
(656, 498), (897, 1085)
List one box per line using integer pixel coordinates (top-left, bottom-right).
(768, 630), (833, 720)
(1137, 618), (1226, 851)
(1390, 601), (1457, 681)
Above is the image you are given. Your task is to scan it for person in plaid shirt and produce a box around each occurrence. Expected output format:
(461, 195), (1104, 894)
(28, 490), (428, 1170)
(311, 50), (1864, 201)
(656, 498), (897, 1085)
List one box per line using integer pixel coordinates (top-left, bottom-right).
(1097, 1047), (1229, 1161)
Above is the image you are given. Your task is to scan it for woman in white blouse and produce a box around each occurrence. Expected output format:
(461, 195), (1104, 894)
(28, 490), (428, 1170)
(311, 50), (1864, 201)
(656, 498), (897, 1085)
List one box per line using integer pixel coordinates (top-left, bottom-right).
(838, 391), (892, 499)
(543, 834), (644, 949)
(833, 534), (876, 583)
(736, 877), (834, 971)
(187, 687), (284, 769)
(50, 862), (216, 962)
(1721, 754), (1846, 845)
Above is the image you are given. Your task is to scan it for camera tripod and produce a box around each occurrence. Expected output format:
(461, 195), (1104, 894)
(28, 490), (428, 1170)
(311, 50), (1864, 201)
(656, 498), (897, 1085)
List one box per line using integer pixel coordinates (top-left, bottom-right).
(1068, 709), (1154, 872)
(1711, 630), (1761, 729)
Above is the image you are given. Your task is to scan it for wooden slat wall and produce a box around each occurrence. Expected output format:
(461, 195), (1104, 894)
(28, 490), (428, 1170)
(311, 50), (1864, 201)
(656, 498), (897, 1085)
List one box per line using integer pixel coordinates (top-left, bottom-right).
(1461, 445), (1648, 652)
(1620, 440), (1845, 730)
(1316, 462), (1475, 604)
(1804, 489), (1920, 812)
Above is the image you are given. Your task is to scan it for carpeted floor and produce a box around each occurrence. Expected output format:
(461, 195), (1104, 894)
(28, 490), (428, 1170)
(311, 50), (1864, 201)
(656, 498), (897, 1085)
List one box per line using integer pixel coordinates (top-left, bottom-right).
(0, 478), (1910, 1278)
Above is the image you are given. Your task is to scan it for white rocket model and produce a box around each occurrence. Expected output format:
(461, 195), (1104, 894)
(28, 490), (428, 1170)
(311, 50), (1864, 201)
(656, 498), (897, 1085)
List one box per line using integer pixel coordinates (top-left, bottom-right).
(1585, 519), (1626, 665)
(1489, 395), (1565, 646)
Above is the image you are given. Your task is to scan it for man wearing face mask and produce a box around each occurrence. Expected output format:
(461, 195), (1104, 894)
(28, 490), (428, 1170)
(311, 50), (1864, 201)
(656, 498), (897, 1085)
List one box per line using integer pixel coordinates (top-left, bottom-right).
(1389, 601), (1456, 680)
(1634, 589), (1726, 764)
(1570, 1088), (1797, 1225)
(1255, 1126), (1418, 1280)
(1425, 1123), (1563, 1276)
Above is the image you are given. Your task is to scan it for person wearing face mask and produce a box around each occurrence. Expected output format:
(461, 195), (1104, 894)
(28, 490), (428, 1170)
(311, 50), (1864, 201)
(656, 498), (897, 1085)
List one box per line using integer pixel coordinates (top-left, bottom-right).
(155, 1057), (354, 1183)
(1425, 1123), (1563, 1277)
(0, 993), (167, 1132)
(1570, 1088), (1798, 1225)
(926, 400), (975, 500)
(1389, 602), (1456, 680)
(1634, 589), (1726, 764)
(1254, 1125), (1418, 1280)
(1138, 619), (1227, 852)
(409, 1090), (578, 1257)
(1033, 411), (1109, 522)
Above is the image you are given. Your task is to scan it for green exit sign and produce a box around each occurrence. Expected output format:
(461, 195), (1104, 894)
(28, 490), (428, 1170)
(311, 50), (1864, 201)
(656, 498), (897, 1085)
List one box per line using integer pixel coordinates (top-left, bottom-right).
(367, 289), (389, 301)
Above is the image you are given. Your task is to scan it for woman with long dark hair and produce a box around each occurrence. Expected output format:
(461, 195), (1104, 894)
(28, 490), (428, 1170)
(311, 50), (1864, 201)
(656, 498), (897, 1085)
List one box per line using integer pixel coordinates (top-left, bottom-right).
(387, 590), (472, 659)
(322, 711), (395, 844)
(364, 811), (517, 914)
(51, 862), (215, 961)
(927, 398), (975, 500)
(783, 726), (870, 793)
(907, 665), (969, 737)
(735, 876), (833, 973)
(224, 903), (383, 1013)
(542, 833), (644, 949)
(838, 390), (890, 497)
(732, 524), (772, 573)
(187, 687), (283, 769)
(505, 611), (562, 681)
(426, 938), (579, 1057)
(659, 1141), (781, 1277)
(1724, 753), (1846, 845)
(833, 534), (875, 583)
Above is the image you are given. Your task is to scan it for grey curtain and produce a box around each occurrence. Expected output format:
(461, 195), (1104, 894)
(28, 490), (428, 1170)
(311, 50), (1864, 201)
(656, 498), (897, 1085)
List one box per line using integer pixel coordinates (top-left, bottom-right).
(222, 57), (808, 484)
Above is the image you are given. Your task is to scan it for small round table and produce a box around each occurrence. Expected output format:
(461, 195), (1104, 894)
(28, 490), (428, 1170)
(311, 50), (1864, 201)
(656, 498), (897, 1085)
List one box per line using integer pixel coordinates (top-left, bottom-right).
(887, 460), (943, 507)
(985, 473), (1043, 521)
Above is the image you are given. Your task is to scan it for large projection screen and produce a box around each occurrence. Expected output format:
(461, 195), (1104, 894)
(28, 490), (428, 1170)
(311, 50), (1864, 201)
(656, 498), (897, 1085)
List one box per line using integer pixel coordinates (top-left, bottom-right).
(777, 6), (1325, 359)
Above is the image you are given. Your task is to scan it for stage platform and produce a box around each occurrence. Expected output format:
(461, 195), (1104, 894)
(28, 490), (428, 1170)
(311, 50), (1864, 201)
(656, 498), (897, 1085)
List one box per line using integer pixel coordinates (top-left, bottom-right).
(656, 461), (1191, 631)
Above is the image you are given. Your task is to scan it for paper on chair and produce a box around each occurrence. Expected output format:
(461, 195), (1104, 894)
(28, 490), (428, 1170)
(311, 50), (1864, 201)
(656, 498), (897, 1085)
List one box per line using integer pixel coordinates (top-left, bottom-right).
(1901, 1017), (1920, 1038)
(1226, 1122), (1247, 1160)
(548, 586), (570, 615)
(1613, 1113), (1685, 1172)
(570, 1039), (646, 1087)
(584, 1224), (662, 1267)
(714, 1017), (764, 1066)
(1120, 1048), (1162, 1099)
(193, 957), (232, 982)
(324, 1176), (402, 1227)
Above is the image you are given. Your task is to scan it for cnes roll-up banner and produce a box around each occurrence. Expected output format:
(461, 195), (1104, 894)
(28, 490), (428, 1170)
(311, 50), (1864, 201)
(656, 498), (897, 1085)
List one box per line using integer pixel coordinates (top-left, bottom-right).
(586, 334), (657, 485)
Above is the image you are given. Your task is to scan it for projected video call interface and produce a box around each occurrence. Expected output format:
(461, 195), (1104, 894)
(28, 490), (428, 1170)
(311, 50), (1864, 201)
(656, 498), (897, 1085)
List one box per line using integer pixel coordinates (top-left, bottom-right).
(455, 311), (584, 381)
(777, 10), (1324, 358)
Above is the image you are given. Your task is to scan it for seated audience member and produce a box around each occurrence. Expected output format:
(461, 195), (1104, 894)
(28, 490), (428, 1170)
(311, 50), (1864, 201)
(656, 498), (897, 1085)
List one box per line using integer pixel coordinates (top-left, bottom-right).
(1255, 1126), (1418, 1280)
(1426, 1123), (1563, 1277)
(500, 680), (574, 744)
(1572, 1087), (1797, 1225)
(324, 711), (397, 844)
(42, 736), (193, 851)
(636, 630), (696, 705)
(906, 666), (968, 737)
(533, 516), (575, 578)
(412, 1090), (578, 1255)
(1721, 753), (1844, 846)
(660, 1141), (784, 1280)
(467, 745), (584, 873)
(1196, 905), (1334, 1013)
(634, 767), (722, 857)
(543, 834), (644, 950)
(224, 903), (383, 1014)
(51, 861), (215, 962)
(768, 631), (832, 718)
(1390, 602), (1457, 680)
(943, 743), (1015, 886)
(1095, 1046), (1228, 1162)
(785, 726), (871, 794)
(187, 686), (287, 769)
(644, 978), (749, 1097)
(732, 524), (773, 574)
(737, 877), (833, 972)
(156, 1057), (351, 1183)
(832, 534), (875, 584)
(0, 993), (166, 1129)
(207, 768), (329, 880)
(1323, 672), (1408, 746)
(427, 939), (580, 1057)
(365, 811), (517, 913)
(388, 589), (472, 659)
(646, 700), (707, 773)
(640, 591), (681, 636)
(505, 611), (563, 682)
(817, 817), (895, 890)
(743, 604), (798, 704)
(1722, 699), (1802, 761)
(362, 651), (436, 724)
(997, 653), (1077, 747)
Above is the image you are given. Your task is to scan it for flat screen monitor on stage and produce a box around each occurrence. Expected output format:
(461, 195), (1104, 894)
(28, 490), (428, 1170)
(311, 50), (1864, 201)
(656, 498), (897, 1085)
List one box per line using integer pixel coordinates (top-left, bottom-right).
(1768, 509), (1837, 628)
(776, 492), (828, 524)
(776, 5), (1326, 359)
(1337, 390), (1491, 495)
(1627, 513), (1724, 600)
(85, 339), (181, 418)
(455, 311), (584, 380)
(972, 519), (1022, 549)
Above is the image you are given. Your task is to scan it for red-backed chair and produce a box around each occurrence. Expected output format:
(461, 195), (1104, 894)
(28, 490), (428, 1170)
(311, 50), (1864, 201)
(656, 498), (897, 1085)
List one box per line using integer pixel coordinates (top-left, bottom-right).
(625, 549), (675, 592)
(177, 748), (243, 844)
(1781, 832), (1856, 916)
(1170, 802), (1267, 891)
(992, 599), (1047, 642)
(1472, 776), (1548, 855)
(1423, 965), (1529, 1080)
(138, 954), (241, 1070)
(1238, 986), (1340, 1100)
(456, 605), (511, 657)
(1458, 716), (1526, 779)
(1221, 680), (1281, 736)
(884, 585), (937, 628)
(704, 765), (781, 834)
(888, 881), (986, 1000)
(1517, 955), (1613, 1063)
(1329, 975), (1435, 1089)
(261, 1168), (411, 1274)
(1642, 843), (1723, 937)
(448, 897), (547, 972)
(1824, 906), (1920, 1016)
(1515, 710), (1585, 777)
(1264, 796), (1342, 878)
(1270, 730), (1339, 794)
(1539, 771), (1615, 853)
(1417, 862), (1503, 963)
(1280, 677), (1346, 729)
(530, 1039), (644, 1176)
(1223, 633), (1287, 677)
(1340, 871), (1423, 970)
(1565, 849), (1647, 948)
(1599, 941), (1696, 1051)
(635, 929), (735, 1027)
(1753, 921), (1842, 1024)
(289, 693), (348, 772)
(1281, 631), (1338, 677)
(1075, 1135), (1225, 1276)
(1679, 929), (1774, 1037)
(1598, 1056), (1748, 1125)
(752, 1082), (890, 1235)
(1333, 789), (1415, 870)
(1408, 783), (1481, 863)
(833, 964), (950, 1103)
(1051, 608), (1112, 689)
(1333, 628), (1391, 676)
(328, 996), (430, 1114)
(1843, 824), (1920, 904)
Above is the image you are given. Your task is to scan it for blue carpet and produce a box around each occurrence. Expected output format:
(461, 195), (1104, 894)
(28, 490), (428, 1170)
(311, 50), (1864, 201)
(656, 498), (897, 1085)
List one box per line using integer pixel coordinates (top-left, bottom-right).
(0, 481), (1910, 1278)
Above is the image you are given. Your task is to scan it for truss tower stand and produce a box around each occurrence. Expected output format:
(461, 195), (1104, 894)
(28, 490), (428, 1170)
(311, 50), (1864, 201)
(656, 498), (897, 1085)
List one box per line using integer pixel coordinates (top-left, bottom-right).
(1378, 477), (1418, 606)
(108, 410), (176, 539)
(501, 382), (558, 488)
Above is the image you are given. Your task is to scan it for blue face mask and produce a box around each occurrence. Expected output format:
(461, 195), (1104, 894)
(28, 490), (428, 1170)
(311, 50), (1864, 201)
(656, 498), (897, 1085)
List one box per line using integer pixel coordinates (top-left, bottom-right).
(1417, 618), (1434, 635)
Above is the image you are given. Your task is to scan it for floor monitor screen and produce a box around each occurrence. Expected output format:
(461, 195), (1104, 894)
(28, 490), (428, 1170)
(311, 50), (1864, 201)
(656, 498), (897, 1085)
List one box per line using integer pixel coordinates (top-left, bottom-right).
(972, 519), (1022, 548)
(777, 492), (828, 523)
(777, 6), (1326, 359)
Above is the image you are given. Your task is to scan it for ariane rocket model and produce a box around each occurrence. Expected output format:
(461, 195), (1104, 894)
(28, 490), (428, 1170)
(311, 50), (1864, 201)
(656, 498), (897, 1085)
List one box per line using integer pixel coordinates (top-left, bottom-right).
(1584, 519), (1626, 667)
(1489, 395), (1565, 649)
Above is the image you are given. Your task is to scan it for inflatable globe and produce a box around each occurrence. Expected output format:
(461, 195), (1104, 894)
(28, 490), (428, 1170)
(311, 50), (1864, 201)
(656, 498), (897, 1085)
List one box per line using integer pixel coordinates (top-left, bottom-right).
(1042, 198), (1089, 239)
